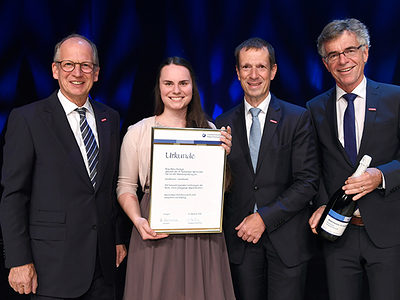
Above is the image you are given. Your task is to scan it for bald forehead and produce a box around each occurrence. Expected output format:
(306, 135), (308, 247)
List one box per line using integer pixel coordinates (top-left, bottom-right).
(60, 37), (92, 51)
(56, 37), (95, 63)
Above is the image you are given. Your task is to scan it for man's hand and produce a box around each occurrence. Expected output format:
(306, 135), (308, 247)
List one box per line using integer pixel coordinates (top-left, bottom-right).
(220, 126), (232, 155)
(235, 213), (266, 244)
(343, 167), (383, 201)
(309, 205), (326, 234)
(9, 263), (37, 294)
(116, 244), (127, 267)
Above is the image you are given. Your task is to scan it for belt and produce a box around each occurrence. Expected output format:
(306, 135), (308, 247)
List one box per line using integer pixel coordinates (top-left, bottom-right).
(350, 216), (364, 226)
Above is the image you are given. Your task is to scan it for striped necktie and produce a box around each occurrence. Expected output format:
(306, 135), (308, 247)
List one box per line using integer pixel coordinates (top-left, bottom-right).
(76, 107), (99, 188)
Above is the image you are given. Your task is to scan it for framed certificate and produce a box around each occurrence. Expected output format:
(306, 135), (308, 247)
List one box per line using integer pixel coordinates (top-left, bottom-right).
(149, 127), (226, 233)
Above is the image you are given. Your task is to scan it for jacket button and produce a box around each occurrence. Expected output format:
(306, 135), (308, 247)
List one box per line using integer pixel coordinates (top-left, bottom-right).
(254, 186), (259, 190)
(92, 225), (97, 230)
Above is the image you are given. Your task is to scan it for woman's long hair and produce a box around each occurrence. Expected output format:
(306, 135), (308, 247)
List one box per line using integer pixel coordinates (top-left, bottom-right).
(154, 57), (210, 129)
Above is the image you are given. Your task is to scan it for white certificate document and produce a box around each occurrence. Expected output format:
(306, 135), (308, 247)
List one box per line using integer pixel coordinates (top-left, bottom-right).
(149, 127), (226, 233)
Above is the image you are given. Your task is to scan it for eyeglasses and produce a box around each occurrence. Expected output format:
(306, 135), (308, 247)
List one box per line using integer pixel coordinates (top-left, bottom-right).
(324, 44), (365, 63)
(55, 60), (97, 73)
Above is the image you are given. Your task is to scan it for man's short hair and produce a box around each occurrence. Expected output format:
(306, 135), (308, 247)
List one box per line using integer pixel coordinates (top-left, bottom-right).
(317, 18), (370, 58)
(235, 37), (276, 68)
(53, 34), (99, 66)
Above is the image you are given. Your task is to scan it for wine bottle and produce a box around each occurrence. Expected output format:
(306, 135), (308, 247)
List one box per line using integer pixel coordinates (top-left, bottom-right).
(317, 155), (372, 242)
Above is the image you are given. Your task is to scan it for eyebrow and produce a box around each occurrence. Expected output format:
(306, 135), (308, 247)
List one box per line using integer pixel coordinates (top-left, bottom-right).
(326, 45), (359, 55)
(162, 79), (190, 82)
(241, 63), (267, 67)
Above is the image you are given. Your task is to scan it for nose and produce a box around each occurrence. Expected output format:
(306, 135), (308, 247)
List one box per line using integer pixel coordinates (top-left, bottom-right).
(250, 67), (258, 78)
(338, 52), (349, 64)
(71, 63), (83, 76)
(172, 84), (181, 94)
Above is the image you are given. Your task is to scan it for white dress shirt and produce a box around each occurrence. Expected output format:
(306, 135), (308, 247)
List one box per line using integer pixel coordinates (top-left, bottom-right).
(244, 93), (271, 144)
(336, 76), (366, 152)
(244, 93), (271, 212)
(334, 77), (384, 216)
(57, 90), (99, 176)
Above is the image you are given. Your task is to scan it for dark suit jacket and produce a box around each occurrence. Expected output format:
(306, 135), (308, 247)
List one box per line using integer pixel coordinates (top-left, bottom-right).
(0, 92), (121, 298)
(215, 94), (318, 267)
(307, 79), (400, 248)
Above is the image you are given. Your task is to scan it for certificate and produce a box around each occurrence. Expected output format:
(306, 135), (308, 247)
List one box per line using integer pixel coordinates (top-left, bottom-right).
(149, 127), (226, 233)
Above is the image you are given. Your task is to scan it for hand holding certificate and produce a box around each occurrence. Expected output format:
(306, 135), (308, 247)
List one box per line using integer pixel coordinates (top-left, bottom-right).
(149, 127), (227, 233)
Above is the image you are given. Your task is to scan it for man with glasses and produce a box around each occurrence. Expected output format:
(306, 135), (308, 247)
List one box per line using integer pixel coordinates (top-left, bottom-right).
(215, 37), (318, 300)
(308, 18), (400, 300)
(0, 34), (126, 299)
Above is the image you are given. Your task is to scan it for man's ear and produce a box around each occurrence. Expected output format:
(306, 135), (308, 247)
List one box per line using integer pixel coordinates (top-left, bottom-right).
(236, 66), (240, 81)
(52, 62), (59, 80)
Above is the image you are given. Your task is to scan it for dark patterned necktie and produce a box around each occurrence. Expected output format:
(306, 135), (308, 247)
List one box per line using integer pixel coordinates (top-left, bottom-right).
(76, 108), (99, 188)
(343, 93), (357, 165)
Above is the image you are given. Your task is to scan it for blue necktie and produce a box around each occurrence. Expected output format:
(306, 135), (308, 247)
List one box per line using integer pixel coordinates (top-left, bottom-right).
(343, 93), (357, 165)
(76, 108), (99, 188)
(249, 108), (262, 172)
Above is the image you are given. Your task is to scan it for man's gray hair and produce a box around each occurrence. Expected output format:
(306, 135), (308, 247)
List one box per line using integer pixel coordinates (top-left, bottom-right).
(317, 18), (370, 57)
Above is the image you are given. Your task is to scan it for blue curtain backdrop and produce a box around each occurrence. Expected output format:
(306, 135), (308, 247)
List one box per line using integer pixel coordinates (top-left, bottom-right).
(0, 0), (398, 298)
(1, 0), (400, 133)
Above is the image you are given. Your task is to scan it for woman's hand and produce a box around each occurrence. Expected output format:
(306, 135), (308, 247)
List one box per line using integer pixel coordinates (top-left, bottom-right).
(220, 126), (232, 155)
(118, 193), (168, 241)
(134, 217), (169, 240)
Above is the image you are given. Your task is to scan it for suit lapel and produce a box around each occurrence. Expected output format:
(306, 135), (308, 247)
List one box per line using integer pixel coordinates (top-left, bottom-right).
(325, 89), (339, 142)
(41, 93), (92, 188)
(326, 88), (355, 166)
(92, 102), (111, 192)
(358, 79), (379, 160)
(256, 95), (281, 171)
(233, 103), (254, 174)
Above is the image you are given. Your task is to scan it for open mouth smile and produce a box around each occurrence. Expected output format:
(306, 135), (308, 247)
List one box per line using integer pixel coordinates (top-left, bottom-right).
(71, 81), (84, 85)
(169, 96), (184, 101)
(338, 66), (354, 73)
(247, 81), (262, 87)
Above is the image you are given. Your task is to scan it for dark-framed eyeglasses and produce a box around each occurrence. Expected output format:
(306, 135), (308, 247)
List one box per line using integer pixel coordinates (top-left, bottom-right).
(55, 60), (97, 73)
(324, 44), (365, 63)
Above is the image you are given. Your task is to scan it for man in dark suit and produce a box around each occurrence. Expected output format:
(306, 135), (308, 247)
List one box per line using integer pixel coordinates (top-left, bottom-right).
(308, 18), (400, 300)
(0, 34), (126, 299)
(215, 37), (318, 300)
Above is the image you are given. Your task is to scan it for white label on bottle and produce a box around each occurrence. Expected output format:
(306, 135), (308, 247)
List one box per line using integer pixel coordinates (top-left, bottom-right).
(321, 209), (351, 236)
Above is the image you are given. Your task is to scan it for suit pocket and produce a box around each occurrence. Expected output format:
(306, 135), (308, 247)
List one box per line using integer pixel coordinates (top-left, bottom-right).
(31, 210), (66, 224)
(29, 210), (66, 241)
(30, 225), (66, 241)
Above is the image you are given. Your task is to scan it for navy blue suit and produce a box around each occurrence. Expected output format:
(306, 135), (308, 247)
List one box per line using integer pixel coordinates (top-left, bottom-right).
(216, 94), (318, 300)
(307, 79), (400, 300)
(0, 92), (121, 298)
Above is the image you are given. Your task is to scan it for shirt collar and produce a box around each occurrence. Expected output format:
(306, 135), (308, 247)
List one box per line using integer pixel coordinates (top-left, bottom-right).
(244, 93), (271, 115)
(336, 76), (367, 102)
(57, 90), (94, 116)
